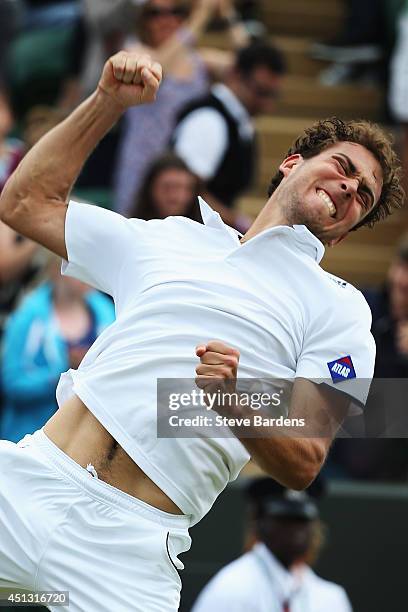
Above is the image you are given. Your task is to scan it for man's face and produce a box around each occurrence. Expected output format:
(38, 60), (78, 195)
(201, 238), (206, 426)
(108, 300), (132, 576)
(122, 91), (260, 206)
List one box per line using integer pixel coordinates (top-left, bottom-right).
(262, 516), (314, 568)
(277, 141), (383, 244)
(238, 66), (282, 116)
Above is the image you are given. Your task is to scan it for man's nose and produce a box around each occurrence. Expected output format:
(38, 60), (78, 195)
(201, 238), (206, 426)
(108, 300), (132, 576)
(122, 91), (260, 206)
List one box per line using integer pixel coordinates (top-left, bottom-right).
(340, 177), (359, 198)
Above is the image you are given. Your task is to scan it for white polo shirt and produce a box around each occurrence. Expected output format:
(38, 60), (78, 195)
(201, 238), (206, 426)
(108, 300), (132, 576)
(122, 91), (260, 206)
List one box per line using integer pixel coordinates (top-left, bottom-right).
(57, 198), (375, 525)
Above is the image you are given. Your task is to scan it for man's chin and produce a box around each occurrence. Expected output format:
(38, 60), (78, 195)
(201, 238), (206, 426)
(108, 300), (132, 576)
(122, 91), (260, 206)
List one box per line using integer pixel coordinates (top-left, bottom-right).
(302, 215), (338, 240)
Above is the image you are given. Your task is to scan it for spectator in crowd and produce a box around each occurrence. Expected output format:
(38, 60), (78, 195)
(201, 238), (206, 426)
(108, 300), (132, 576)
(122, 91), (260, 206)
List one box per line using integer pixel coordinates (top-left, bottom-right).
(0, 95), (25, 197)
(0, 101), (68, 343)
(233, 0), (266, 39)
(0, 0), (36, 430)
(192, 478), (352, 612)
(0, 223), (39, 340)
(73, 0), (148, 198)
(0, 98), (40, 345)
(0, 131), (25, 193)
(128, 152), (202, 221)
(1, 256), (115, 443)
(310, 0), (393, 86)
(0, 0), (23, 84)
(114, 0), (251, 217)
(0, 215), (39, 440)
(365, 233), (408, 377)
(0, 0), (25, 194)
(311, 0), (385, 63)
(80, 0), (141, 98)
(6, 0), (88, 120)
(171, 42), (286, 231)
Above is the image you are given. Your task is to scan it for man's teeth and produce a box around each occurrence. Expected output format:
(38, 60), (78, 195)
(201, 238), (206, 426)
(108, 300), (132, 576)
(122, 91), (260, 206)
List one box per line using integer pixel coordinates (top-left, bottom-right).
(317, 189), (336, 217)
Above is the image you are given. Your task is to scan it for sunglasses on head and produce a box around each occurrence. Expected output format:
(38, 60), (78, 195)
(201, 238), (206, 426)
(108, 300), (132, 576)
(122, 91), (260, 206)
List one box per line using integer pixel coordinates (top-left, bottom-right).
(145, 6), (187, 18)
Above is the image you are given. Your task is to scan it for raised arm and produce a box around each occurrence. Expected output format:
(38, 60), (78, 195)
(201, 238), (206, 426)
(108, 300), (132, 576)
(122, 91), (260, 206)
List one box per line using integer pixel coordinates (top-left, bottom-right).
(0, 52), (162, 259)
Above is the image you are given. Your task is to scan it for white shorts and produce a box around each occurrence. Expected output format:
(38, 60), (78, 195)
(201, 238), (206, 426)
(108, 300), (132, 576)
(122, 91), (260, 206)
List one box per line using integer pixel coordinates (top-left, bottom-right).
(0, 429), (191, 612)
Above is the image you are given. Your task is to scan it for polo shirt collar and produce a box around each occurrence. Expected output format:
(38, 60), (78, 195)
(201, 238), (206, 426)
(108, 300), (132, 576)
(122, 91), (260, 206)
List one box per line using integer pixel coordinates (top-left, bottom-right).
(198, 196), (243, 241)
(198, 197), (325, 264)
(290, 225), (325, 264)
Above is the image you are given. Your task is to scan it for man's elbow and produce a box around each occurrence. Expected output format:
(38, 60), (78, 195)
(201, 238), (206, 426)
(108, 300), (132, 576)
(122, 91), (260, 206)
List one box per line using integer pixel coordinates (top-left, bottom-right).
(264, 440), (327, 491)
(289, 440), (327, 490)
(284, 466), (320, 491)
(0, 179), (30, 229)
(0, 194), (10, 224)
(0, 178), (18, 225)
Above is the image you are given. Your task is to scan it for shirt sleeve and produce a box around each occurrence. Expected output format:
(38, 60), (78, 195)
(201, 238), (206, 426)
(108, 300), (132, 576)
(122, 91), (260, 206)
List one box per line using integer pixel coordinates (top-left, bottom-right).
(173, 108), (229, 180)
(296, 289), (376, 408)
(62, 200), (140, 298)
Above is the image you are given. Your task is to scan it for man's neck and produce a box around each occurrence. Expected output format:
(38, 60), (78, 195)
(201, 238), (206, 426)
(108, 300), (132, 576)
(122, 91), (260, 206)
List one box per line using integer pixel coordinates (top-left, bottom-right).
(241, 199), (289, 244)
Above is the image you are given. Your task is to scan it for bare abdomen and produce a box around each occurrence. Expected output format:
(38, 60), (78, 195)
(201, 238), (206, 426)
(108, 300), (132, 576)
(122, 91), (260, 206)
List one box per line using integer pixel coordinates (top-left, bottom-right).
(43, 395), (183, 515)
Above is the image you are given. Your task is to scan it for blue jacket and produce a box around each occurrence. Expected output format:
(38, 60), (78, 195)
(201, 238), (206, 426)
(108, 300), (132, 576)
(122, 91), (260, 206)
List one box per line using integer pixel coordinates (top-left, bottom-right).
(1, 283), (115, 442)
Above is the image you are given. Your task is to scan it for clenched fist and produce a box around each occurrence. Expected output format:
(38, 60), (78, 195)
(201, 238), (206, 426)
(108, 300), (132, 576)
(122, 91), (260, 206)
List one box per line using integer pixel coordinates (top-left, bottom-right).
(98, 51), (163, 110)
(195, 340), (240, 397)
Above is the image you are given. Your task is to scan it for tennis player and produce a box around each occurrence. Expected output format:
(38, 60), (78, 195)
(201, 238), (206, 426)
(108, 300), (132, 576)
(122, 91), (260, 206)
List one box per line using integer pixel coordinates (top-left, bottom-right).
(0, 51), (403, 611)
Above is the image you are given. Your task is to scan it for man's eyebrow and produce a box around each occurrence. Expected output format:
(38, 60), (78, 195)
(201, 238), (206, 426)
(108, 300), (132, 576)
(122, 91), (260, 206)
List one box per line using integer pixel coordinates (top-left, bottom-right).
(335, 153), (376, 208)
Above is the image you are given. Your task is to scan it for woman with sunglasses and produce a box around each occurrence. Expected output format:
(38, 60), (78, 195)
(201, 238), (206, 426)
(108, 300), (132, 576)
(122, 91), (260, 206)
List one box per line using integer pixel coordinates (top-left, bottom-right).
(113, 0), (250, 216)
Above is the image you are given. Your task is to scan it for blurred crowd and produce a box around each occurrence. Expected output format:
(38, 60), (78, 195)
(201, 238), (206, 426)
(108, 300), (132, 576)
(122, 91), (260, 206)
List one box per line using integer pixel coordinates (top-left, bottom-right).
(1, 0), (408, 496)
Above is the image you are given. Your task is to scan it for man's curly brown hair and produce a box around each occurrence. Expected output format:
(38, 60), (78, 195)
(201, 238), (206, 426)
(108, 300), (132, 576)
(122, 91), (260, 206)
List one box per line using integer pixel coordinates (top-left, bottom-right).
(267, 117), (405, 230)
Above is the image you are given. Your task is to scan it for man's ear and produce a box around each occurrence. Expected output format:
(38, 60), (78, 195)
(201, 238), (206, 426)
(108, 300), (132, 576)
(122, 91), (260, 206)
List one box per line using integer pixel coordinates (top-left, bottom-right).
(279, 154), (303, 177)
(327, 233), (348, 247)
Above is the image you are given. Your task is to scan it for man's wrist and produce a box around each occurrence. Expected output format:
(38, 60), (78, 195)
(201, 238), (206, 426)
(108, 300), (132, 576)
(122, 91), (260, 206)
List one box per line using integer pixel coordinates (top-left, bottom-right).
(95, 85), (127, 118)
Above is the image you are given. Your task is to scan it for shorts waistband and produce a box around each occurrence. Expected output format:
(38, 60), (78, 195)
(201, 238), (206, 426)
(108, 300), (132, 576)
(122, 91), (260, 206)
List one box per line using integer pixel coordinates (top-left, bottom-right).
(29, 429), (191, 530)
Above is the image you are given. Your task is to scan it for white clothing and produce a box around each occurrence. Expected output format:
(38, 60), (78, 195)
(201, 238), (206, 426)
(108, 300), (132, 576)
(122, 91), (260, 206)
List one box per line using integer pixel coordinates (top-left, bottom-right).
(390, 10), (408, 121)
(57, 197), (375, 526)
(0, 429), (190, 612)
(173, 84), (254, 179)
(173, 108), (228, 179)
(191, 543), (353, 612)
